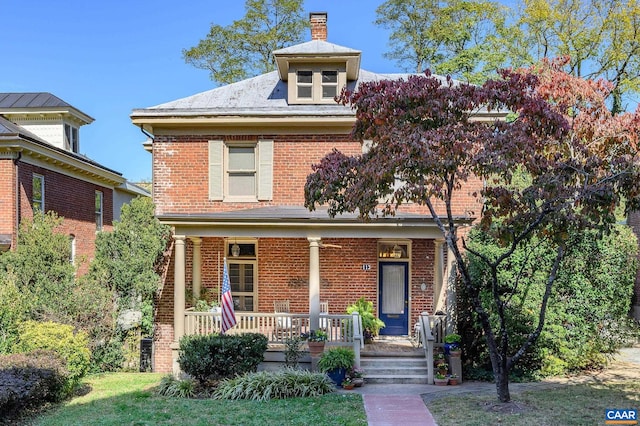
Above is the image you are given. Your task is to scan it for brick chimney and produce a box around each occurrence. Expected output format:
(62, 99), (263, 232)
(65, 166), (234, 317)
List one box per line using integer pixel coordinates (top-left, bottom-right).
(310, 12), (327, 41)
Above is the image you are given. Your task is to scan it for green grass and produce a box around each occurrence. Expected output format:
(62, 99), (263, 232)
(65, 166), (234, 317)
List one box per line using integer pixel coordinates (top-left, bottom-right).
(28, 373), (367, 426)
(428, 380), (640, 426)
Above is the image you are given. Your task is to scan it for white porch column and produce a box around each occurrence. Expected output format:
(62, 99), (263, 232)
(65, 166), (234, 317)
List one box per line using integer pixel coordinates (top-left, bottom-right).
(190, 237), (202, 301)
(445, 245), (457, 334)
(174, 235), (187, 343)
(308, 237), (321, 331)
(433, 240), (445, 313)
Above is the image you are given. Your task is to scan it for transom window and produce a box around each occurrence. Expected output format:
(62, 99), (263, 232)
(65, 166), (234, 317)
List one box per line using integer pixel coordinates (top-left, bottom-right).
(227, 241), (257, 312)
(378, 241), (410, 259)
(32, 174), (44, 212)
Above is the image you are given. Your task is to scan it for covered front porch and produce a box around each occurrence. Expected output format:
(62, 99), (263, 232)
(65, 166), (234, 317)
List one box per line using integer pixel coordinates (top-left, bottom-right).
(158, 207), (463, 380)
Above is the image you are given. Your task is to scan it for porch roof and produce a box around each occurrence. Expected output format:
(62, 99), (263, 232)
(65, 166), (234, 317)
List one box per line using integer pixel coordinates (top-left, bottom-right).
(159, 206), (473, 239)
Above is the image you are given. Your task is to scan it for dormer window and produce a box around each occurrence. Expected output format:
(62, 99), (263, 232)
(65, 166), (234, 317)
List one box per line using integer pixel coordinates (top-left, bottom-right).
(290, 66), (346, 104)
(64, 123), (79, 153)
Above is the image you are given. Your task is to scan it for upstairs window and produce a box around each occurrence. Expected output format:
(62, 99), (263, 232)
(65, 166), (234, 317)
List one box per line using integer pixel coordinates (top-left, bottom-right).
(95, 191), (103, 231)
(321, 71), (338, 99)
(296, 70), (313, 99)
(208, 139), (273, 202)
(32, 174), (44, 212)
(64, 124), (79, 153)
(227, 146), (256, 198)
(290, 66), (345, 104)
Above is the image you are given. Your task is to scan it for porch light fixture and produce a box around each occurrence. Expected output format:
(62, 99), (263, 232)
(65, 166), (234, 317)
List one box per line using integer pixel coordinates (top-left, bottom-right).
(392, 244), (403, 258)
(231, 241), (240, 257)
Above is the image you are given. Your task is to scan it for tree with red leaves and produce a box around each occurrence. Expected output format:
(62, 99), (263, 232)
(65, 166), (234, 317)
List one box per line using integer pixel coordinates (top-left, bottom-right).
(304, 58), (640, 402)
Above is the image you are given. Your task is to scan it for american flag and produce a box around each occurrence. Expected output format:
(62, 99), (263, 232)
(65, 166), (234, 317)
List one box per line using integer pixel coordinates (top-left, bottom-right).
(220, 258), (237, 334)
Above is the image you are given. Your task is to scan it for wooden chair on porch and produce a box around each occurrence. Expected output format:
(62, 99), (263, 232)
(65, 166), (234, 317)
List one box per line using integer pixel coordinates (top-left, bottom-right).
(272, 300), (296, 341)
(319, 301), (329, 329)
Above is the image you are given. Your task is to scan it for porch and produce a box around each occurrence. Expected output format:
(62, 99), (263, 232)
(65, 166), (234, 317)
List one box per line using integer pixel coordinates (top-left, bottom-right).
(182, 310), (451, 384)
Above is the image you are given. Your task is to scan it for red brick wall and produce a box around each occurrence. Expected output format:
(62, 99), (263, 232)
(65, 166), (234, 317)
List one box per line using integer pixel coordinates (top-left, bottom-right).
(17, 162), (113, 275)
(152, 236), (437, 373)
(152, 134), (481, 218)
(0, 159), (16, 244)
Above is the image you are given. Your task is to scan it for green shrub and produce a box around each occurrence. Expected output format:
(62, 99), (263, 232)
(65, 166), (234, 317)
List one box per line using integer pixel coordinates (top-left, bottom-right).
(284, 337), (304, 368)
(0, 350), (68, 418)
(213, 368), (335, 401)
(14, 321), (90, 390)
(178, 333), (268, 384)
(156, 375), (199, 398)
(459, 225), (639, 379)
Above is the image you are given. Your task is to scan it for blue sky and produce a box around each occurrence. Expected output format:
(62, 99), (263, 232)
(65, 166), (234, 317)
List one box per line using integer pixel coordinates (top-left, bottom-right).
(2, 1), (509, 182)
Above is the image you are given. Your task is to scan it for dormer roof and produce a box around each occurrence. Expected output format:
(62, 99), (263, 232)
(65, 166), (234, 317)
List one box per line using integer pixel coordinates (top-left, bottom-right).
(272, 40), (362, 81)
(0, 92), (94, 125)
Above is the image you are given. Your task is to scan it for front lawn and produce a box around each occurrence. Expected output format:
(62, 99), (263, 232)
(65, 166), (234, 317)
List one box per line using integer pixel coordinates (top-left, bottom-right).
(28, 373), (367, 426)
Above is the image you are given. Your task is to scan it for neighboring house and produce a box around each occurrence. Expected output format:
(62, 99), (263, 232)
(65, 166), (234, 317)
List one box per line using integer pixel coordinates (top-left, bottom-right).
(131, 13), (492, 373)
(0, 92), (149, 275)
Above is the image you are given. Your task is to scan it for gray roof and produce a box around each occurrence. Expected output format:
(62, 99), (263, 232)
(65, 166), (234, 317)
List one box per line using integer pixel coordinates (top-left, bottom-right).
(272, 40), (360, 55)
(134, 69), (431, 117)
(0, 92), (94, 123)
(0, 115), (45, 141)
(0, 92), (73, 109)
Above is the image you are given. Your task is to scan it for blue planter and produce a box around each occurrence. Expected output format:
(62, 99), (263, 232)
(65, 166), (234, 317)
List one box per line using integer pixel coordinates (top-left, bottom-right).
(444, 342), (459, 355)
(326, 368), (347, 388)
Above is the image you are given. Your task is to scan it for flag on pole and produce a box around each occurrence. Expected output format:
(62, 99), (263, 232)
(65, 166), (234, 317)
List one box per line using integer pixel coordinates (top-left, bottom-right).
(220, 257), (237, 334)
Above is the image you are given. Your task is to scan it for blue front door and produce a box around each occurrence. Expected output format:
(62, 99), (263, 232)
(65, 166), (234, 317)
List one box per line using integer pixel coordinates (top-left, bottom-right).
(378, 262), (409, 335)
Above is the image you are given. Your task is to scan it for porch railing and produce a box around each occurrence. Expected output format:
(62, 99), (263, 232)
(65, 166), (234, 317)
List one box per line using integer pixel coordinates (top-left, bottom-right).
(417, 312), (447, 384)
(184, 310), (363, 363)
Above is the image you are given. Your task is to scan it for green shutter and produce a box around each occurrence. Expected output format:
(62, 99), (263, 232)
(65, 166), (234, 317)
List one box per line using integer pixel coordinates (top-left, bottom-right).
(257, 139), (273, 201)
(208, 140), (224, 200)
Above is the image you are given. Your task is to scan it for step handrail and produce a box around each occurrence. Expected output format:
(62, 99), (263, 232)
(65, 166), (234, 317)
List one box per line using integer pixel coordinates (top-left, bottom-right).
(418, 312), (435, 384)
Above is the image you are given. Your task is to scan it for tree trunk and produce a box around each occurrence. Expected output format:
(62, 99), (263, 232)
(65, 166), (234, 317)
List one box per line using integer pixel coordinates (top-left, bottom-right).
(494, 362), (511, 402)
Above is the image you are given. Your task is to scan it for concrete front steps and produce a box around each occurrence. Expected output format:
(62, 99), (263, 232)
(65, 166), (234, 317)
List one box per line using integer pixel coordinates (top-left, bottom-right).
(361, 351), (429, 384)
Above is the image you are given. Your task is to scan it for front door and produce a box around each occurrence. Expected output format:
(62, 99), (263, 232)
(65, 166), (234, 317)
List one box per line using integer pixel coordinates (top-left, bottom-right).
(378, 262), (409, 335)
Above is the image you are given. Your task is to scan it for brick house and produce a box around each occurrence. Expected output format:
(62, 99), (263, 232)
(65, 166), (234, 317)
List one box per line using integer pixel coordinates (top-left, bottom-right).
(131, 13), (491, 373)
(0, 92), (148, 275)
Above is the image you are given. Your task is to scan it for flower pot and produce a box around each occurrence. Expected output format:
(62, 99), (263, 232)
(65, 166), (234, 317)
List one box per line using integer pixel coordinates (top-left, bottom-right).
(307, 341), (325, 357)
(326, 368), (347, 388)
(449, 377), (459, 385)
(434, 378), (448, 386)
(352, 377), (364, 387)
(343, 383), (355, 390)
(449, 349), (462, 358)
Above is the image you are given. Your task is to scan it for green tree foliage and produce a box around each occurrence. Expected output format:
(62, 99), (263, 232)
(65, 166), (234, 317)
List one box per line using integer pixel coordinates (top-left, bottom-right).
(514, 0), (640, 113)
(305, 60), (640, 402)
(183, 0), (307, 84)
(460, 226), (638, 379)
(374, 0), (511, 83)
(88, 197), (171, 336)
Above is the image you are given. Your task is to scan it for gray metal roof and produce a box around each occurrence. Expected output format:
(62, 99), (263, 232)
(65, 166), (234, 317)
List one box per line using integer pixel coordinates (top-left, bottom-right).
(0, 92), (73, 109)
(133, 69), (428, 117)
(0, 92), (94, 123)
(0, 115), (46, 141)
(272, 40), (360, 55)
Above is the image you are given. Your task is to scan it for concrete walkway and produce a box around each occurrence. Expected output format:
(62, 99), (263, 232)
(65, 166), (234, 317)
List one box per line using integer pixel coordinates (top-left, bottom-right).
(339, 344), (640, 426)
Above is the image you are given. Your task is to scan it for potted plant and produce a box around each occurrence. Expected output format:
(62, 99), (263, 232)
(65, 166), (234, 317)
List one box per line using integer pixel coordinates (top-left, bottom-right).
(301, 329), (327, 356)
(448, 373), (459, 385)
(444, 333), (462, 356)
(318, 347), (355, 387)
(346, 297), (385, 343)
(348, 366), (365, 387)
(437, 362), (449, 376)
(341, 377), (355, 390)
(434, 372), (448, 386)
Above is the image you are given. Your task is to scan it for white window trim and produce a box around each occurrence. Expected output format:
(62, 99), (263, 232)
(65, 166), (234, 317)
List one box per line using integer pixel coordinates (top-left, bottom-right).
(224, 141), (258, 202)
(32, 174), (44, 212)
(288, 65), (346, 104)
(95, 190), (103, 231)
(208, 139), (273, 202)
(226, 239), (258, 312)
